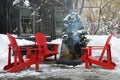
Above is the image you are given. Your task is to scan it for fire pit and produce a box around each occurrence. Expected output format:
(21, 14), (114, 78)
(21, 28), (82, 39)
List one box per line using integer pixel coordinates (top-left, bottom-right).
(56, 11), (89, 66)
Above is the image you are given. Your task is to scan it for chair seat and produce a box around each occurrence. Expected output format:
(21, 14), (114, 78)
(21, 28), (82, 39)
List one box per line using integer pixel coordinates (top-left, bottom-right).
(47, 50), (58, 54)
(88, 56), (99, 61)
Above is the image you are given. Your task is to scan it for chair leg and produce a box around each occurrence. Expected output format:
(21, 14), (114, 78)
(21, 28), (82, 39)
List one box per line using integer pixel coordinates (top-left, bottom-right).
(35, 61), (39, 71)
(85, 61), (89, 69)
(89, 63), (92, 66)
(4, 63), (14, 70)
(54, 55), (57, 61)
(35, 53), (39, 71)
(9, 60), (34, 73)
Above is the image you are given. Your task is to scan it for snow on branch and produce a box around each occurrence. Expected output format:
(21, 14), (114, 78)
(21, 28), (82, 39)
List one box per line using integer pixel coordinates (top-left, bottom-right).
(13, 0), (21, 6)
(13, 0), (30, 7)
(23, 0), (30, 7)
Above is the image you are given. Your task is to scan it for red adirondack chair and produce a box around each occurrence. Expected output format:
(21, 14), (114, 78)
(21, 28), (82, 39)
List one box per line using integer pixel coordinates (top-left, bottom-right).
(3, 33), (44, 73)
(35, 32), (59, 60)
(80, 33), (116, 69)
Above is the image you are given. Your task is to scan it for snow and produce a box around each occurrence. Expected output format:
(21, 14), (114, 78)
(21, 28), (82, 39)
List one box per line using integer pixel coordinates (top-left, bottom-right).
(63, 11), (81, 21)
(13, 0), (21, 6)
(36, 19), (42, 23)
(23, 0), (30, 7)
(13, 0), (30, 7)
(0, 34), (120, 79)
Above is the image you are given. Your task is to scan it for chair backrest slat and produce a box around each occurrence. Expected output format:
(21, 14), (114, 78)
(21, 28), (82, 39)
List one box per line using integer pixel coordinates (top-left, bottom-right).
(35, 32), (48, 55)
(99, 33), (114, 61)
(7, 33), (24, 63)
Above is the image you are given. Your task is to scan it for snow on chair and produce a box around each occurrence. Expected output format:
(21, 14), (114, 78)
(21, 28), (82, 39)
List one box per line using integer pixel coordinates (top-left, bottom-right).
(35, 32), (59, 61)
(3, 33), (44, 73)
(80, 33), (116, 69)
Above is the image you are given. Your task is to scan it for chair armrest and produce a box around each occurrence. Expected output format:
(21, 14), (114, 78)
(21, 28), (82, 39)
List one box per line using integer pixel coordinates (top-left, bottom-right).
(19, 44), (34, 50)
(19, 46), (33, 50)
(26, 47), (42, 59)
(82, 46), (104, 57)
(19, 45), (42, 59)
(82, 46), (104, 50)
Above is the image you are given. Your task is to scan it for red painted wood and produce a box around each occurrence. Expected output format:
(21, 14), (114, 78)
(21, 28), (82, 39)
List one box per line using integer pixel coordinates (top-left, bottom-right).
(4, 33), (44, 73)
(80, 33), (116, 69)
(35, 32), (59, 61)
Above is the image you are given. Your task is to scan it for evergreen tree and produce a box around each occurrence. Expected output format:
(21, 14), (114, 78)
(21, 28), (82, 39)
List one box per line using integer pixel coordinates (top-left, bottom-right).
(79, 32), (89, 47)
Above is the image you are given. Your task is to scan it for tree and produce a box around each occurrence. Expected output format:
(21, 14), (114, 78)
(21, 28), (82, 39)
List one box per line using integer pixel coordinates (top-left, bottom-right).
(78, 0), (120, 35)
(100, 0), (120, 35)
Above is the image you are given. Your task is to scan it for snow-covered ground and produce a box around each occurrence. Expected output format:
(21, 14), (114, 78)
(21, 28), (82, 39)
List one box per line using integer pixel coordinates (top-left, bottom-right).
(0, 34), (120, 80)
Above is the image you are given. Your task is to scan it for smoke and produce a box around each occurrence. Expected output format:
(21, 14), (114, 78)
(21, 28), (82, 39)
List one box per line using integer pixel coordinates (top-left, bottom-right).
(63, 11), (84, 59)
(64, 11), (83, 33)
(64, 11), (83, 43)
